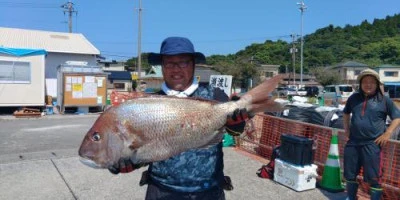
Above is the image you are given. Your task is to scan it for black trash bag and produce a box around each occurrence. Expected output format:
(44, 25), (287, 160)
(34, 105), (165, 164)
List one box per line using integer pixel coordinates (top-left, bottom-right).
(329, 110), (345, 129)
(283, 106), (324, 125)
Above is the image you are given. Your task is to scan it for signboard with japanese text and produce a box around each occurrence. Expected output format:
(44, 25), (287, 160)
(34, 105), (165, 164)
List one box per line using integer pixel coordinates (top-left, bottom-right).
(131, 72), (139, 80)
(209, 75), (233, 97)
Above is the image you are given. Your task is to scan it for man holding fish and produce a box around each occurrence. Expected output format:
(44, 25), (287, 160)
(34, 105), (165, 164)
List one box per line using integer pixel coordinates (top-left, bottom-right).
(78, 37), (282, 200)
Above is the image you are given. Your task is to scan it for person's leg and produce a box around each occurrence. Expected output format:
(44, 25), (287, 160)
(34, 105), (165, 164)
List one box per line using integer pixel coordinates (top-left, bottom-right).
(189, 187), (225, 200)
(145, 182), (171, 200)
(361, 143), (383, 200)
(370, 187), (383, 200)
(344, 144), (361, 200)
(145, 183), (225, 200)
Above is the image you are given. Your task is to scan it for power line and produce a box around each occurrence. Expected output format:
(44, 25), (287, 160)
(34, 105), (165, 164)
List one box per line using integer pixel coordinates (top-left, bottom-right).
(93, 34), (292, 45)
(98, 34), (295, 59)
(196, 35), (292, 43)
(0, 2), (59, 8)
(100, 53), (134, 58)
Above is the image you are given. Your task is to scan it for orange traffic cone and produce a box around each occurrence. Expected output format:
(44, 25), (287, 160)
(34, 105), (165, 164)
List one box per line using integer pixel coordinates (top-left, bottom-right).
(318, 129), (345, 192)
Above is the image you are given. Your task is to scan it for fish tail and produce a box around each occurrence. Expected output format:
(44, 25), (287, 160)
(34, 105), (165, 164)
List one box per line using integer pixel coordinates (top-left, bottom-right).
(239, 75), (283, 113)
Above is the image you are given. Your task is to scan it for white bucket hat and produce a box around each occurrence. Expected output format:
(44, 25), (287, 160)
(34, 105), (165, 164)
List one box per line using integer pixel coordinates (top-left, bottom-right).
(357, 68), (383, 85)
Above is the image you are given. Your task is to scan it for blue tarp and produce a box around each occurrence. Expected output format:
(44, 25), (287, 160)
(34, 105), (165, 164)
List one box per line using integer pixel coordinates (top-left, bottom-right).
(106, 71), (132, 80)
(0, 47), (47, 57)
(385, 82), (400, 86)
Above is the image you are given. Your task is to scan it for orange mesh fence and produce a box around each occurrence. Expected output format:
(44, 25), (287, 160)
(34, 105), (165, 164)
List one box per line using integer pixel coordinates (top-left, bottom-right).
(236, 114), (400, 200)
(110, 91), (146, 106)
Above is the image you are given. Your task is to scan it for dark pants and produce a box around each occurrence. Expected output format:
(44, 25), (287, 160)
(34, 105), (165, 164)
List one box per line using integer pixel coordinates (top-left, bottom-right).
(344, 142), (383, 186)
(145, 182), (225, 200)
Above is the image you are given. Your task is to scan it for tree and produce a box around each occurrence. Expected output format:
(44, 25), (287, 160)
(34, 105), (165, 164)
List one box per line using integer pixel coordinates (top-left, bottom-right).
(311, 67), (342, 86)
(124, 53), (151, 73)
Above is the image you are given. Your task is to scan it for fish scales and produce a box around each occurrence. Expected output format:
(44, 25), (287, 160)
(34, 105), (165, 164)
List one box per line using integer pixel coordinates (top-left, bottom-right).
(78, 75), (283, 169)
(114, 97), (236, 163)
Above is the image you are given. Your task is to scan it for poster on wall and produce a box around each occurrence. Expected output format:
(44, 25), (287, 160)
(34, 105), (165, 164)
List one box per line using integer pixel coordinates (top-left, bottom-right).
(65, 84), (72, 92)
(85, 76), (95, 83)
(83, 82), (97, 98)
(96, 77), (104, 87)
(97, 96), (102, 104)
(72, 83), (83, 98)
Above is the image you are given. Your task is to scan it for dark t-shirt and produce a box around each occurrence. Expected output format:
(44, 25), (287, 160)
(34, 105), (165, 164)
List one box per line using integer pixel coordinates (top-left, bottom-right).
(343, 92), (400, 144)
(148, 86), (229, 192)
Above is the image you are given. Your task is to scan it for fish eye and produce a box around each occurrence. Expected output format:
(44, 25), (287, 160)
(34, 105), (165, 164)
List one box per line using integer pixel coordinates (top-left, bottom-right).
(92, 132), (101, 141)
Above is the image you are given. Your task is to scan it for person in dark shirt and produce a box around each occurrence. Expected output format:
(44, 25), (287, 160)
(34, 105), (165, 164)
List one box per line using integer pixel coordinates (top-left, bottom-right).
(108, 37), (247, 200)
(343, 69), (400, 200)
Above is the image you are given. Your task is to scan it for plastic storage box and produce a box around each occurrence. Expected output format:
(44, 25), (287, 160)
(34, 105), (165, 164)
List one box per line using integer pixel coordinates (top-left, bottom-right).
(274, 158), (318, 192)
(279, 134), (313, 166)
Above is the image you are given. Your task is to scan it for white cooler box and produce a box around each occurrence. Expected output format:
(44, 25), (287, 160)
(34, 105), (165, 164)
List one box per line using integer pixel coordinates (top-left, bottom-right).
(273, 158), (318, 192)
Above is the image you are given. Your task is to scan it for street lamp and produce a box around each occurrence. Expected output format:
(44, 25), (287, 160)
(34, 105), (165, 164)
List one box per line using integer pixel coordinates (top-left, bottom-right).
(297, 0), (307, 86)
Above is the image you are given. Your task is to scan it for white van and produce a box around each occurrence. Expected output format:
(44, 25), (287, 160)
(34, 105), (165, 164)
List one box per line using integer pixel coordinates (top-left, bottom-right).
(324, 84), (355, 101)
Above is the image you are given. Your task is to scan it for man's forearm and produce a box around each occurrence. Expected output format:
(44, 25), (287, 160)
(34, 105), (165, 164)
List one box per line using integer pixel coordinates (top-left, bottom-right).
(343, 114), (350, 138)
(384, 118), (400, 137)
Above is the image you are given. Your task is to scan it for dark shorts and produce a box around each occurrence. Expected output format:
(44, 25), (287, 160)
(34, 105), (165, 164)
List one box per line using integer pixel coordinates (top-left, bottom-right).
(343, 142), (383, 185)
(145, 182), (225, 200)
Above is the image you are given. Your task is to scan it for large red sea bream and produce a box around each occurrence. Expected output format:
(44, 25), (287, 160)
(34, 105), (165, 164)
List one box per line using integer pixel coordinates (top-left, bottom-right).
(79, 75), (282, 169)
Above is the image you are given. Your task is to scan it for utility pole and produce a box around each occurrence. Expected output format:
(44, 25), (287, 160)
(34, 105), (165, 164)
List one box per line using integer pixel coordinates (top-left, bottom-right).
(136, 0), (143, 79)
(61, 1), (77, 33)
(297, 0), (307, 86)
(290, 34), (298, 86)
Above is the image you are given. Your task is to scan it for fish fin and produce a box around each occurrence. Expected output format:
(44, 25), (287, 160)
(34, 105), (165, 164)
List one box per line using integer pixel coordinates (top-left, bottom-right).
(249, 98), (285, 114)
(240, 75), (283, 113)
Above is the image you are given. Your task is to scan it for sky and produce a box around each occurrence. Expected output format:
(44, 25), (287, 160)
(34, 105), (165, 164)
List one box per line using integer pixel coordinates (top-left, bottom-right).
(0, 0), (399, 60)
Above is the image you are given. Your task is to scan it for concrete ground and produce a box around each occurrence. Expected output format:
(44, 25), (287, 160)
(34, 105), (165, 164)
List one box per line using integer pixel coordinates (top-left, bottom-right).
(0, 146), (348, 200)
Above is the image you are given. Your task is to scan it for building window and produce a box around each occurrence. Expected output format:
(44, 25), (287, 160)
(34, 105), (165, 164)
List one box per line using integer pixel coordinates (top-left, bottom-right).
(354, 70), (361, 75)
(265, 72), (274, 77)
(0, 60), (31, 83)
(384, 71), (398, 77)
(113, 83), (125, 89)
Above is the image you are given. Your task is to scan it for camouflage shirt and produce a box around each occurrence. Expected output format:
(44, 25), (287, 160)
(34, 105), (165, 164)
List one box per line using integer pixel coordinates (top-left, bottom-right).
(149, 86), (228, 192)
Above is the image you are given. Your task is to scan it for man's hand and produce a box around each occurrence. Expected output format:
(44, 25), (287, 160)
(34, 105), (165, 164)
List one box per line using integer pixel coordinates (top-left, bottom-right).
(375, 131), (391, 146)
(375, 118), (400, 146)
(344, 129), (350, 139)
(226, 108), (249, 126)
(108, 158), (143, 175)
(225, 108), (248, 136)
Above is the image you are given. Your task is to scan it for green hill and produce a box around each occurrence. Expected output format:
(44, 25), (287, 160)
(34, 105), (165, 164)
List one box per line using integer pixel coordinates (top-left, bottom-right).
(207, 14), (400, 77)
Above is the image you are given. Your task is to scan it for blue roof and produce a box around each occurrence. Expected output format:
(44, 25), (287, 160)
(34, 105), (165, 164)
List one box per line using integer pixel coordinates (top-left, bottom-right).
(384, 82), (400, 86)
(106, 71), (132, 80)
(0, 47), (47, 57)
(334, 61), (369, 68)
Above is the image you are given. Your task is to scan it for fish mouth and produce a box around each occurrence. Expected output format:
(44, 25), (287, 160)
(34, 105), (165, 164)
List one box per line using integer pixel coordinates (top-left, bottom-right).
(79, 157), (105, 169)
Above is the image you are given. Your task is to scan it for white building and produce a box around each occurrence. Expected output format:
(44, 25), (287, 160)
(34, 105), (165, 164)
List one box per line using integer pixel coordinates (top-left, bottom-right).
(0, 47), (47, 106)
(331, 61), (369, 85)
(0, 27), (100, 98)
(376, 64), (400, 83)
(376, 64), (400, 98)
